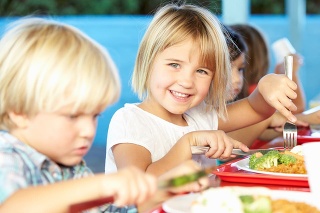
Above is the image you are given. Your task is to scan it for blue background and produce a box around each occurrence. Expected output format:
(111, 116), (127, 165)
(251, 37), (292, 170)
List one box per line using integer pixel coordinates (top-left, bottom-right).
(1, 15), (319, 147)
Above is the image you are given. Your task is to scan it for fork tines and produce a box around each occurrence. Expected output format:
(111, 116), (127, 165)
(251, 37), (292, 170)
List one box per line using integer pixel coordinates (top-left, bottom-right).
(283, 122), (297, 150)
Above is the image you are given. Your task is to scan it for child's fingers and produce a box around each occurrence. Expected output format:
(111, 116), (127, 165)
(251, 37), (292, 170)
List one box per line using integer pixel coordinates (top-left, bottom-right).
(167, 176), (209, 194)
(113, 167), (157, 206)
(208, 134), (233, 158)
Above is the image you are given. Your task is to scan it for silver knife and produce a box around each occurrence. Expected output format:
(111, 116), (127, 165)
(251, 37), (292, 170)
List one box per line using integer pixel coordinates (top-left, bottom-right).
(191, 146), (275, 156)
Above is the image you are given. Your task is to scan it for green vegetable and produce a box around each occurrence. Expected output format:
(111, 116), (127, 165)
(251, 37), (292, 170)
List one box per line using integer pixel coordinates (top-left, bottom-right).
(240, 195), (272, 213)
(278, 154), (297, 165)
(249, 150), (280, 170)
(158, 170), (207, 188)
(239, 195), (254, 204)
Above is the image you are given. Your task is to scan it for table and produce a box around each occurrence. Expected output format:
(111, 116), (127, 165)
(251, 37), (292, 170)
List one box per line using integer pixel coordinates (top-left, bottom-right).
(145, 156), (310, 213)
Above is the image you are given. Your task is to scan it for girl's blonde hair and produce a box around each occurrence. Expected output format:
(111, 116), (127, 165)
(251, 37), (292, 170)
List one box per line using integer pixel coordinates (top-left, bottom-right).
(0, 17), (120, 130)
(230, 24), (270, 99)
(132, 3), (231, 119)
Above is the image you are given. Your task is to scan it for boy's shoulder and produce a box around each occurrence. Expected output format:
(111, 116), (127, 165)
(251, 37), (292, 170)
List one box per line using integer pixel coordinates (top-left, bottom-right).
(0, 131), (46, 167)
(0, 131), (20, 150)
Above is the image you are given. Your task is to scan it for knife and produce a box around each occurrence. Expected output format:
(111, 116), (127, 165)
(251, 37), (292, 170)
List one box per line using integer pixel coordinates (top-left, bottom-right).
(191, 146), (275, 156)
(157, 166), (216, 189)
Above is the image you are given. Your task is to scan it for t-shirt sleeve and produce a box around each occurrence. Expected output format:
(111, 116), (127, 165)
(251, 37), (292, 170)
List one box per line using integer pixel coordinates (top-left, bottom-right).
(105, 107), (158, 173)
(106, 108), (155, 153)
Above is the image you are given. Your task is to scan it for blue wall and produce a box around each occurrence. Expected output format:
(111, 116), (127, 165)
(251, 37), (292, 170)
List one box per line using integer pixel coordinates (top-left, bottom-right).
(0, 15), (319, 146)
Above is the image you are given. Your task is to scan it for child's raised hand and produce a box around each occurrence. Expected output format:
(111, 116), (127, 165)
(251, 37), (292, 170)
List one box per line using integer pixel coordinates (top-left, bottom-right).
(103, 166), (157, 207)
(258, 73), (298, 122)
(187, 130), (249, 160)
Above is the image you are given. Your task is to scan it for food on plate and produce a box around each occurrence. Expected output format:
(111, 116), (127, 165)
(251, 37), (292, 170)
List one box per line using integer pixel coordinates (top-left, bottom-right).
(191, 187), (320, 213)
(290, 145), (303, 156)
(191, 187), (243, 213)
(248, 147), (306, 174)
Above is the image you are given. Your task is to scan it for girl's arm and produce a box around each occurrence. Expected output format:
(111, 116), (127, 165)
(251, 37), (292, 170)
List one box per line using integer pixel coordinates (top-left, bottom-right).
(219, 73), (298, 132)
(113, 131), (248, 177)
(0, 167), (157, 213)
(227, 118), (271, 147)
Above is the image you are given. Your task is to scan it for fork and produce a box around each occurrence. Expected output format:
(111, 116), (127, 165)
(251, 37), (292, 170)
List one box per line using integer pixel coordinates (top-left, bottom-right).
(283, 55), (297, 150)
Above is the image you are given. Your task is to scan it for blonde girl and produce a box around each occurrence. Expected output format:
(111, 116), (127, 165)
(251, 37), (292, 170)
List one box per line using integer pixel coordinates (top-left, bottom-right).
(105, 3), (298, 176)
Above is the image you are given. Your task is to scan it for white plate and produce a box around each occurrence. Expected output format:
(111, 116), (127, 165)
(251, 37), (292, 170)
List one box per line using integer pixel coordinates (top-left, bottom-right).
(231, 157), (307, 177)
(162, 193), (199, 213)
(162, 187), (320, 213)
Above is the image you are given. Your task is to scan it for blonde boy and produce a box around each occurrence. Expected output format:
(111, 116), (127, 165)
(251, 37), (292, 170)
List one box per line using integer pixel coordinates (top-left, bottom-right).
(0, 17), (158, 212)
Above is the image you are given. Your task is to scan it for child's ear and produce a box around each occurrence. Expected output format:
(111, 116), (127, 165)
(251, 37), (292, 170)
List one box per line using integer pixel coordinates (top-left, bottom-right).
(8, 112), (29, 128)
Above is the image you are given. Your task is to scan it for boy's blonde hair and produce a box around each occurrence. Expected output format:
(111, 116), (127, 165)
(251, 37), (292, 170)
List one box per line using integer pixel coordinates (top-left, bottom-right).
(132, 3), (231, 119)
(0, 17), (120, 131)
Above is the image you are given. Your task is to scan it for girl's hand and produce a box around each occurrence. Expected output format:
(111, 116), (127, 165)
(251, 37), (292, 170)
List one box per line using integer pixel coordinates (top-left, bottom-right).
(258, 73), (297, 122)
(187, 130), (249, 160)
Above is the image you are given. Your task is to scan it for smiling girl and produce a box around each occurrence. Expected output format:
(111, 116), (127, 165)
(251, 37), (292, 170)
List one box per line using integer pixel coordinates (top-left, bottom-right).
(105, 3), (298, 176)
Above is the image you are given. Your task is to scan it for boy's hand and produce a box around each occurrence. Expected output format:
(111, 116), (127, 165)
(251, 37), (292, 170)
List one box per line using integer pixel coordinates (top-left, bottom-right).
(158, 160), (209, 193)
(105, 166), (157, 206)
(258, 73), (297, 122)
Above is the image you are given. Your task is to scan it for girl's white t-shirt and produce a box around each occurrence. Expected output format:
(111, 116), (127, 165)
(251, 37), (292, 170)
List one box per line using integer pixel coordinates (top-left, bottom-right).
(105, 102), (218, 173)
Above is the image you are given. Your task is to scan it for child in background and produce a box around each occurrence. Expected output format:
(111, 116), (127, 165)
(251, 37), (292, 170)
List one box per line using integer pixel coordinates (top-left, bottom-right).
(0, 17), (209, 213)
(223, 25), (306, 147)
(229, 24), (320, 143)
(223, 25), (247, 103)
(105, 3), (298, 176)
(230, 24), (305, 112)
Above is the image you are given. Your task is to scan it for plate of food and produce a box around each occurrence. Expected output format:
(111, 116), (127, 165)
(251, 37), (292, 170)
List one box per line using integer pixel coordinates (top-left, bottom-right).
(162, 187), (320, 213)
(212, 146), (309, 187)
(232, 145), (307, 177)
(232, 157), (307, 177)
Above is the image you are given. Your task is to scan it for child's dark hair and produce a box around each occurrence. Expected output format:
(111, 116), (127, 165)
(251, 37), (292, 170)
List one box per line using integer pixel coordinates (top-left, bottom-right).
(223, 24), (248, 62)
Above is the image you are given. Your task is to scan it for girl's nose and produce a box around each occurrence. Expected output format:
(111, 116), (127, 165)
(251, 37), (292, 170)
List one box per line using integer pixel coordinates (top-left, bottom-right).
(177, 71), (194, 88)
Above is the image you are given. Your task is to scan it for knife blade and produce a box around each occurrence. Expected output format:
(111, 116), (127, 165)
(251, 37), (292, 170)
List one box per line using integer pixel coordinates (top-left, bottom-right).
(157, 166), (216, 189)
(191, 146), (275, 156)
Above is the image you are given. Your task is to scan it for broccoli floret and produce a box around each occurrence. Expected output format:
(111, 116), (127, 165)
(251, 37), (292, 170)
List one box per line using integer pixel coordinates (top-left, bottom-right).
(249, 154), (257, 169)
(250, 150), (281, 170)
(240, 195), (272, 213)
(239, 195), (254, 204)
(278, 154), (297, 165)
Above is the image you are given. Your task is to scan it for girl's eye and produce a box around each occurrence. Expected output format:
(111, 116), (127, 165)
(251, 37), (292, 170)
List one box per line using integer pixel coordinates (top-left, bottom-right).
(169, 63), (180, 68)
(197, 69), (209, 75)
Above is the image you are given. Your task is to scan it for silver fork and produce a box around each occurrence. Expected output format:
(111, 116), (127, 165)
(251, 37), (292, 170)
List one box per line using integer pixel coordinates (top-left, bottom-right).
(283, 55), (297, 150)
